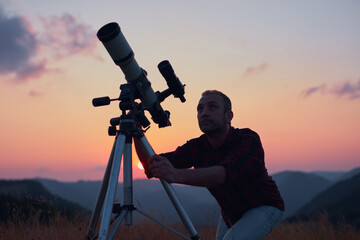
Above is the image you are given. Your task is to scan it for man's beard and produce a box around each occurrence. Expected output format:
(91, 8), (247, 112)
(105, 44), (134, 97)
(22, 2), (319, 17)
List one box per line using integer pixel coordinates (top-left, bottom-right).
(199, 118), (227, 136)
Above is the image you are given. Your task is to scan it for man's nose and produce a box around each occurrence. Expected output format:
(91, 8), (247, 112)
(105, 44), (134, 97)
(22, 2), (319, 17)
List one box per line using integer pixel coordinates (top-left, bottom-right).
(199, 107), (210, 117)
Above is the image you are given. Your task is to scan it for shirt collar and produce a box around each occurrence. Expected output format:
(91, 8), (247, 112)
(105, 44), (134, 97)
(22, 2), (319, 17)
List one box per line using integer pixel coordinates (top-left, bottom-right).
(202, 126), (234, 150)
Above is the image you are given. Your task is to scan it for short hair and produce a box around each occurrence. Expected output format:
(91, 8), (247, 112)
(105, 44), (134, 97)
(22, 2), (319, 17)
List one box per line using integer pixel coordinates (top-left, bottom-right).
(201, 90), (232, 112)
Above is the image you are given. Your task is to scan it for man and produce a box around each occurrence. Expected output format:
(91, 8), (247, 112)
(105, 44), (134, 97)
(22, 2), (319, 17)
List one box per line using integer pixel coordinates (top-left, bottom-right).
(135, 90), (284, 240)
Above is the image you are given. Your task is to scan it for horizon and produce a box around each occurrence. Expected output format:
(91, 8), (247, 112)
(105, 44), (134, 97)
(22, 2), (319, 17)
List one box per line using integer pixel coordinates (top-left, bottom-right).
(0, 1), (359, 182)
(2, 165), (359, 183)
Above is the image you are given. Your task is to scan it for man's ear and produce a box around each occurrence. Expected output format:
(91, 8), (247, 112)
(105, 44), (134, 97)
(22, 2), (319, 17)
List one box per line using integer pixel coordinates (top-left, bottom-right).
(226, 110), (233, 124)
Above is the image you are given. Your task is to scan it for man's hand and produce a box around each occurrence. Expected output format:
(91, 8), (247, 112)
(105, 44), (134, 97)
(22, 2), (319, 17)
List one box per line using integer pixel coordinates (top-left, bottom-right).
(147, 154), (226, 187)
(148, 155), (178, 183)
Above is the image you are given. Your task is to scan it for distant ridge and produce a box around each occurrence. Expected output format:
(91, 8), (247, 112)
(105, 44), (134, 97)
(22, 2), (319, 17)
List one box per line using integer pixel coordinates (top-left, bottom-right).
(2, 166), (358, 227)
(0, 179), (88, 223)
(294, 172), (360, 227)
(36, 178), (219, 226)
(272, 171), (332, 218)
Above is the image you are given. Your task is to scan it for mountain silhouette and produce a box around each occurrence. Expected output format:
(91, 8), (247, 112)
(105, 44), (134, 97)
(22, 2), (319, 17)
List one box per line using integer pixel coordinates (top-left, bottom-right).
(272, 171), (333, 218)
(0, 180), (88, 223)
(294, 172), (360, 227)
(6, 166), (355, 227)
(36, 178), (219, 226)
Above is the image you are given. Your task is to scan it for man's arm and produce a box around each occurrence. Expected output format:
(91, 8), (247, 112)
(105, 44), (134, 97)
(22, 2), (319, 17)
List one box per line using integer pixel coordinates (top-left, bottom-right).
(149, 155), (226, 188)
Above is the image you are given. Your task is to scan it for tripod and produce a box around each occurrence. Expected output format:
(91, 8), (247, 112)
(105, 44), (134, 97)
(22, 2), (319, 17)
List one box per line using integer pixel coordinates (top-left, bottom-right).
(85, 113), (200, 240)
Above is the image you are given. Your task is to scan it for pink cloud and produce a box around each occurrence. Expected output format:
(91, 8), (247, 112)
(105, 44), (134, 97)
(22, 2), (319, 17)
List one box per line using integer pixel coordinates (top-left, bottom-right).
(301, 79), (360, 100)
(28, 90), (44, 97)
(331, 79), (360, 99)
(38, 14), (97, 59)
(301, 84), (327, 98)
(242, 63), (268, 78)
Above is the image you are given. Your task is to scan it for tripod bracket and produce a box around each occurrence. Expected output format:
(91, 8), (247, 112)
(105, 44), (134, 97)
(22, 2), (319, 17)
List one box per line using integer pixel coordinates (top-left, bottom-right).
(112, 203), (136, 214)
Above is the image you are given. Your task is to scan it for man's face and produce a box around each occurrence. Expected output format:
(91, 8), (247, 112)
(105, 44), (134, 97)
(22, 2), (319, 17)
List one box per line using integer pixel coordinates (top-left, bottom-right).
(197, 94), (231, 134)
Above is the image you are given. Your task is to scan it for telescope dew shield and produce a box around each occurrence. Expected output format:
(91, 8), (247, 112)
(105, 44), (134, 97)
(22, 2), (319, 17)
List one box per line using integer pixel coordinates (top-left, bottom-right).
(97, 22), (140, 81)
(97, 22), (157, 109)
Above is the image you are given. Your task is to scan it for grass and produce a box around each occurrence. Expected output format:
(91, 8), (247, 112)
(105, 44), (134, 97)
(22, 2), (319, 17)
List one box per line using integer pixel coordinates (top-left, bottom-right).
(265, 214), (360, 240)
(1, 212), (359, 240)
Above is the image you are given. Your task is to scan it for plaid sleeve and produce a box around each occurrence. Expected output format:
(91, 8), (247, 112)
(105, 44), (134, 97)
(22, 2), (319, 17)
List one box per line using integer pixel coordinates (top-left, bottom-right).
(160, 140), (196, 169)
(217, 132), (265, 185)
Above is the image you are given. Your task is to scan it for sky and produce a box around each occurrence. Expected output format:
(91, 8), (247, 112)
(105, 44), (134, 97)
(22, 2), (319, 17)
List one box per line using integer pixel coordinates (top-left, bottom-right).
(0, 0), (359, 182)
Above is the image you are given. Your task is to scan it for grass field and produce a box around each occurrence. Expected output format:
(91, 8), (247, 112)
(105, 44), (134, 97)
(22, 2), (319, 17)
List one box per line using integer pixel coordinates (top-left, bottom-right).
(1, 213), (359, 240)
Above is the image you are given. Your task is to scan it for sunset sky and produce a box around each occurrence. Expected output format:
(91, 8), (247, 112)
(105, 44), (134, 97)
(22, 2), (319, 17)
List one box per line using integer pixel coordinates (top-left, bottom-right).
(0, 0), (359, 182)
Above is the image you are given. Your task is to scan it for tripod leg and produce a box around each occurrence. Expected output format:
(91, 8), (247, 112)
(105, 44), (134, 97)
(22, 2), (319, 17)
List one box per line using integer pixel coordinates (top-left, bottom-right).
(99, 134), (126, 240)
(137, 135), (200, 240)
(86, 137), (117, 240)
(108, 207), (128, 240)
(122, 135), (133, 226)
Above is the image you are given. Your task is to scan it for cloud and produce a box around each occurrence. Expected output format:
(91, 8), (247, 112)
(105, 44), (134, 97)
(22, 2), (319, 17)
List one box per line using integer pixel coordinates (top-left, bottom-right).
(29, 90), (44, 97)
(36, 168), (49, 173)
(301, 79), (360, 100)
(331, 79), (360, 99)
(0, 6), (97, 83)
(38, 14), (97, 60)
(0, 7), (39, 79)
(301, 84), (327, 98)
(91, 166), (106, 172)
(242, 63), (268, 78)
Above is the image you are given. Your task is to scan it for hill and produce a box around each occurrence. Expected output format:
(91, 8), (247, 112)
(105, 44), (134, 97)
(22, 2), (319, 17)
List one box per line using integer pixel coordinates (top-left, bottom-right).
(0, 180), (88, 223)
(24, 166), (360, 227)
(36, 178), (219, 226)
(294, 172), (360, 227)
(271, 171), (332, 218)
(34, 178), (102, 210)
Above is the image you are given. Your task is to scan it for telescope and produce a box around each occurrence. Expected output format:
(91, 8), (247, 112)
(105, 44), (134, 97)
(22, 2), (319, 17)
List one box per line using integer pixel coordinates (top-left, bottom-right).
(94, 22), (185, 128)
(87, 23), (200, 240)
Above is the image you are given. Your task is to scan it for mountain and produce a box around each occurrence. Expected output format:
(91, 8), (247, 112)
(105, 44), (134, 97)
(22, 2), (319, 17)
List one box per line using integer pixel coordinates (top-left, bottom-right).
(311, 171), (345, 182)
(0, 180), (88, 223)
(272, 171), (333, 218)
(35, 178), (102, 210)
(294, 172), (360, 227)
(36, 178), (219, 226)
(339, 167), (360, 181)
(29, 166), (360, 226)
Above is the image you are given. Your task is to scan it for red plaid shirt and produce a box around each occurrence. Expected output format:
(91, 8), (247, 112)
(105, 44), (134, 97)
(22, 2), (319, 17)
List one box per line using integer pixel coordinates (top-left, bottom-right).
(161, 127), (284, 227)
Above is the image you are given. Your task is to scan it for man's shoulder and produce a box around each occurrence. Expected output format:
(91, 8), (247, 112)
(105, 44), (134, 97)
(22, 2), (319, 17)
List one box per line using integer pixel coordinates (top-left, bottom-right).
(186, 133), (207, 145)
(231, 127), (262, 143)
(232, 127), (259, 136)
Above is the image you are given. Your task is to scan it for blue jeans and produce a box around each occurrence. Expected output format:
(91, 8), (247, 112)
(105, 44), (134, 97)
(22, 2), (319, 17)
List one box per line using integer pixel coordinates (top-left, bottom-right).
(216, 206), (283, 240)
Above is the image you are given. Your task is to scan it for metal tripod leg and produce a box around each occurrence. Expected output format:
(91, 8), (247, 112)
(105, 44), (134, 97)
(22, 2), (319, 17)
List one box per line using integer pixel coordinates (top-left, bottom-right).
(86, 132), (137, 240)
(138, 135), (200, 240)
(98, 134), (126, 240)
(86, 130), (200, 240)
(86, 136), (117, 240)
(122, 135), (133, 226)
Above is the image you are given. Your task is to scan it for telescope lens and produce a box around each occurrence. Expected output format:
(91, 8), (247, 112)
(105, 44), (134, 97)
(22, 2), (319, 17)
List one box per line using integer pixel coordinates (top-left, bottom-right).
(97, 22), (121, 42)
